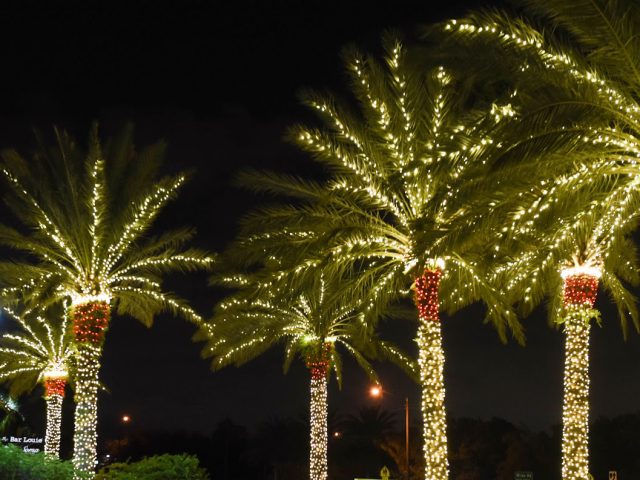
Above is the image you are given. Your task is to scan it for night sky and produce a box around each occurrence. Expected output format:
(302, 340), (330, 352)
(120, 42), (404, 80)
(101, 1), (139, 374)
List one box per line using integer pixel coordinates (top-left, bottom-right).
(1, 0), (639, 450)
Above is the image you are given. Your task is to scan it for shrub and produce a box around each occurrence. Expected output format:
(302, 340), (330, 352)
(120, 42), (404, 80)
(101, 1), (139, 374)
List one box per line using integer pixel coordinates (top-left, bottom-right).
(95, 453), (209, 480)
(0, 444), (75, 480)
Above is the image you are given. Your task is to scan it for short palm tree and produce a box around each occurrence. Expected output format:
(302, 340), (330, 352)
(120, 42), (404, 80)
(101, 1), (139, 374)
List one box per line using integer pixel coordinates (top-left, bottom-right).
(199, 271), (412, 480)
(0, 304), (73, 458)
(0, 125), (214, 476)
(435, 3), (640, 478)
(227, 37), (521, 479)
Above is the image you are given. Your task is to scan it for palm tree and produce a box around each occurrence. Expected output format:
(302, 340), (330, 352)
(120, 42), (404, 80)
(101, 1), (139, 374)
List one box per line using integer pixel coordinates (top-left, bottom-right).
(339, 406), (397, 479)
(433, 3), (640, 478)
(225, 37), (521, 480)
(199, 271), (412, 480)
(494, 184), (639, 480)
(342, 406), (397, 443)
(0, 125), (214, 476)
(0, 304), (74, 458)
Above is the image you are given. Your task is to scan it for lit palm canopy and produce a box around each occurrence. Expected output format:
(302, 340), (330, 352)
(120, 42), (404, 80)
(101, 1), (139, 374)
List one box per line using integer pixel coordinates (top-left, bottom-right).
(491, 181), (640, 328)
(232, 37), (520, 340)
(433, 0), (640, 329)
(434, 6), (640, 478)
(201, 272), (412, 382)
(436, 0), (640, 176)
(0, 126), (212, 323)
(0, 304), (73, 396)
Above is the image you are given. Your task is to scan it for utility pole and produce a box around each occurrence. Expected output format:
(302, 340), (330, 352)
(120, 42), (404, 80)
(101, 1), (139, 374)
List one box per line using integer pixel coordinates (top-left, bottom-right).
(405, 397), (409, 480)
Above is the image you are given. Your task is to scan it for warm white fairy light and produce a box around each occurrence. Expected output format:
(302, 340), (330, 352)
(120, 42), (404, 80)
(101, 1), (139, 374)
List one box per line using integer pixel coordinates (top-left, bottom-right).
(0, 308), (72, 459)
(205, 273), (377, 480)
(0, 139), (213, 477)
(276, 37), (525, 480)
(72, 341), (101, 477)
(449, 18), (640, 477)
(562, 312), (590, 480)
(70, 300), (110, 478)
(43, 368), (67, 458)
(68, 291), (112, 307)
(446, 14), (640, 260)
(560, 265), (602, 280)
(43, 366), (69, 380)
(560, 271), (599, 480)
(415, 270), (449, 480)
(309, 361), (329, 480)
(44, 390), (64, 457)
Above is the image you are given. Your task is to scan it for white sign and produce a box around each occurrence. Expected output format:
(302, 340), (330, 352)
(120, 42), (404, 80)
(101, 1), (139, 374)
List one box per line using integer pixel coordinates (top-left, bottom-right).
(1, 435), (44, 454)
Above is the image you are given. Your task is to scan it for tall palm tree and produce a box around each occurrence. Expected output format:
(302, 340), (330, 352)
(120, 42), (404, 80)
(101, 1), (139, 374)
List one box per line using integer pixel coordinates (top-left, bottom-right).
(0, 304), (74, 458)
(225, 37), (521, 479)
(198, 271), (413, 480)
(433, 3), (640, 478)
(0, 125), (214, 476)
(493, 182), (639, 480)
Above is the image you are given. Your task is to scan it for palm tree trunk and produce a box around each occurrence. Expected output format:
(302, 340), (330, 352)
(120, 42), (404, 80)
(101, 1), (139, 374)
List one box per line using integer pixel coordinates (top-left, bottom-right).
(414, 269), (448, 480)
(71, 300), (111, 478)
(43, 378), (66, 458)
(307, 343), (331, 480)
(561, 273), (598, 480)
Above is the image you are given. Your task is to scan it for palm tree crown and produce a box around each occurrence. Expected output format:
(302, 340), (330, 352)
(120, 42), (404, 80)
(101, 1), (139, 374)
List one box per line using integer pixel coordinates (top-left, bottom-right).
(202, 271), (410, 382)
(0, 125), (212, 322)
(0, 305), (73, 396)
(233, 36), (521, 339)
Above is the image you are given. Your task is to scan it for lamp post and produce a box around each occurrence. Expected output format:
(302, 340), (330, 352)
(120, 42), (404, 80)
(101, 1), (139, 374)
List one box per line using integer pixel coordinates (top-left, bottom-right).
(370, 385), (409, 480)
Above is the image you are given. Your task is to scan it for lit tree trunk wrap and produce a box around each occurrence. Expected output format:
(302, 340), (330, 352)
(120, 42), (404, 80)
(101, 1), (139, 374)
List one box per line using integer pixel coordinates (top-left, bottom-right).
(561, 273), (598, 480)
(415, 269), (448, 480)
(306, 343), (331, 480)
(72, 301), (110, 478)
(44, 378), (66, 458)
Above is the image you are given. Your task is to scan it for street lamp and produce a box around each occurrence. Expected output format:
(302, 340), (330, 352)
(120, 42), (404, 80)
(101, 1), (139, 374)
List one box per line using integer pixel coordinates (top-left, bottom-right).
(370, 385), (382, 398)
(369, 385), (409, 480)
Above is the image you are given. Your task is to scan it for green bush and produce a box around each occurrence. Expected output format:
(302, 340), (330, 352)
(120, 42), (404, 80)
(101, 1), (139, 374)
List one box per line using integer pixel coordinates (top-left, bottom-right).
(0, 444), (75, 480)
(95, 453), (209, 480)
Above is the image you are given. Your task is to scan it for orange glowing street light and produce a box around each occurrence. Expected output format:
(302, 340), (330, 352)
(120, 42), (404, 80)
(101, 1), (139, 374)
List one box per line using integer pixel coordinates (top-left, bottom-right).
(370, 385), (382, 398)
(122, 415), (131, 423)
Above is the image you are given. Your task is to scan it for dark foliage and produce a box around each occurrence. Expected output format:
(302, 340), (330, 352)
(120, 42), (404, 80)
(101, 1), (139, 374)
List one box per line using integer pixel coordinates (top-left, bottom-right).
(99, 412), (640, 480)
(0, 444), (76, 480)
(95, 453), (209, 480)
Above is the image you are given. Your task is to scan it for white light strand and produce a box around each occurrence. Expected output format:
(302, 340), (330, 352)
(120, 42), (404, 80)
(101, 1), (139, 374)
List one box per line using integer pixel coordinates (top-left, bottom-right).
(560, 265), (602, 279)
(418, 319), (449, 480)
(44, 393), (63, 457)
(72, 342), (101, 478)
(309, 369), (328, 480)
(561, 310), (591, 480)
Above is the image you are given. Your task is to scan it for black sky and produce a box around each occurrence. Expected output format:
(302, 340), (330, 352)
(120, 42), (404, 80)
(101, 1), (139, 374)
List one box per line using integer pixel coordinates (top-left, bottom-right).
(1, 0), (639, 449)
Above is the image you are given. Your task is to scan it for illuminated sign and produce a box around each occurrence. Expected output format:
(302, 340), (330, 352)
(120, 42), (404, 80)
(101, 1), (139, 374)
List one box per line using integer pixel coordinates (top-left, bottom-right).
(1, 435), (44, 454)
